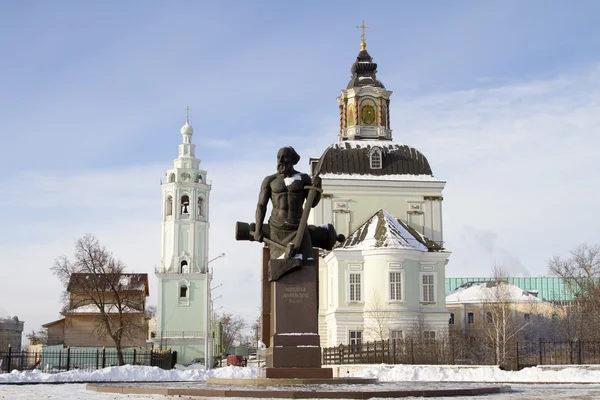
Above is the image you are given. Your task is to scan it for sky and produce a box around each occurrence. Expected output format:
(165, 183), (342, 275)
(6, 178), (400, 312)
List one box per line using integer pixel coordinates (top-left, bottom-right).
(1, 1), (600, 338)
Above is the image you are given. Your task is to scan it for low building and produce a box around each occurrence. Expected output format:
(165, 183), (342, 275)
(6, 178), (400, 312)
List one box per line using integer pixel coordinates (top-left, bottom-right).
(0, 316), (24, 351)
(446, 281), (562, 340)
(43, 273), (150, 349)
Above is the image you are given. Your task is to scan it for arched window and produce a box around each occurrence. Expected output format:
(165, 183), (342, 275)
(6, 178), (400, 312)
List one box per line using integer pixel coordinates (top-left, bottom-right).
(370, 147), (382, 169)
(347, 104), (355, 127)
(197, 197), (203, 217)
(180, 260), (188, 273)
(382, 105), (388, 128)
(181, 195), (190, 215)
(196, 174), (203, 183)
(165, 196), (173, 217)
(181, 172), (191, 182)
(180, 285), (188, 298)
(168, 173), (176, 183)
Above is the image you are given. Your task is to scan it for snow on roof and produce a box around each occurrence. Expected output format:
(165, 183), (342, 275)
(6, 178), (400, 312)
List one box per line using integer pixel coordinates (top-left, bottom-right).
(337, 210), (434, 252)
(321, 173), (440, 182)
(446, 281), (543, 304)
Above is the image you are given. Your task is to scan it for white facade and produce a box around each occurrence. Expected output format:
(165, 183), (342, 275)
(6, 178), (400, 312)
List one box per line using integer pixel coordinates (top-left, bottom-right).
(154, 116), (212, 365)
(309, 41), (451, 347)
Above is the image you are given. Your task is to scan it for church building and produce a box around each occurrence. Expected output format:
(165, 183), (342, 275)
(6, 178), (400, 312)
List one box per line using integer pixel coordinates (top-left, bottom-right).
(154, 112), (213, 365)
(309, 29), (451, 347)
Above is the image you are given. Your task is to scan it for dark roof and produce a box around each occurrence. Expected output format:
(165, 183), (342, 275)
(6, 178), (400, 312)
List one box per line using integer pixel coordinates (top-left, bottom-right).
(347, 48), (384, 89)
(337, 209), (442, 252)
(67, 273), (149, 296)
(314, 141), (433, 177)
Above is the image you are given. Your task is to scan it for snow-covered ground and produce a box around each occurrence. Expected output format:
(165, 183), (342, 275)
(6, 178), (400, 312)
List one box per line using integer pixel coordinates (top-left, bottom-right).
(1, 364), (600, 399)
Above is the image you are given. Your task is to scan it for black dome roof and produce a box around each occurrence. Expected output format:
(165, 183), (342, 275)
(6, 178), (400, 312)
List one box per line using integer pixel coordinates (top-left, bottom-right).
(347, 49), (385, 89)
(315, 141), (433, 177)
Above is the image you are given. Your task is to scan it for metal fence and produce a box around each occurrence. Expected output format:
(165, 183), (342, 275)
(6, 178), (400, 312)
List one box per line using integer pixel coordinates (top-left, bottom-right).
(322, 339), (600, 370)
(0, 347), (175, 373)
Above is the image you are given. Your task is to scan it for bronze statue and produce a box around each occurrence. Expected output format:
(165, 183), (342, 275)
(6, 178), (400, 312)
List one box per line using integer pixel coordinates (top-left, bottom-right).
(235, 146), (342, 281)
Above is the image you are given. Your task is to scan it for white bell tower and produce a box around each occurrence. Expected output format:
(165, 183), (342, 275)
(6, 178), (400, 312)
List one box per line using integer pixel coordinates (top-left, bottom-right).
(155, 107), (212, 364)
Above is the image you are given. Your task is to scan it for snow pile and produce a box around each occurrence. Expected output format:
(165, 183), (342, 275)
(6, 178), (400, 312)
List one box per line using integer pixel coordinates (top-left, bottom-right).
(2, 363), (600, 383)
(349, 364), (600, 383)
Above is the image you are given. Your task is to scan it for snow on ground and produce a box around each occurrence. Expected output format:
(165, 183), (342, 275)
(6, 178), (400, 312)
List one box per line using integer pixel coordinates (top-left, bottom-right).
(2, 364), (600, 399)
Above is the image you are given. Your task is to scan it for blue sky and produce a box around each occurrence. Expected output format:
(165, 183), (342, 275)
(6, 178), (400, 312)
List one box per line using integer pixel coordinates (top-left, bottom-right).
(1, 1), (600, 338)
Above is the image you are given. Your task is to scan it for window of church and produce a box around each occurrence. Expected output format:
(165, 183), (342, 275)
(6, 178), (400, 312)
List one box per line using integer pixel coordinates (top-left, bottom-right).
(169, 173), (175, 183)
(180, 260), (188, 274)
(348, 272), (362, 302)
(180, 286), (188, 298)
(165, 196), (173, 217)
(197, 197), (204, 218)
(369, 147), (382, 169)
(421, 273), (436, 303)
(390, 330), (403, 341)
(347, 104), (355, 127)
(389, 271), (403, 301)
(349, 330), (362, 351)
(181, 195), (190, 217)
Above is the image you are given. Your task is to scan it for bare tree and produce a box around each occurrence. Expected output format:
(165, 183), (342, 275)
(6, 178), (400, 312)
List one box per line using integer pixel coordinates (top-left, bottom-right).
(26, 328), (48, 345)
(364, 291), (395, 341)
(481, 268), (533, 366)
(219, 312), (246, 352)
(549, 243), (600, 341)
(52, 234), (147, 365)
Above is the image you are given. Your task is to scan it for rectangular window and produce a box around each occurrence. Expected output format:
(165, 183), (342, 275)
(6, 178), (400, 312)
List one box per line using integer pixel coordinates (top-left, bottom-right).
(421, 273), (435, 302)
(467, 312), (474, 324)
(449, 313), (455, 325)
(349, 273), (361, 302)
(424, 331), (436, 340)
(350, 331), (362, 346)
(389, 272), (402, 301)
(390, 330), (403, 341)
(524, 313), (531, 321)
(486, 312), (493, 323)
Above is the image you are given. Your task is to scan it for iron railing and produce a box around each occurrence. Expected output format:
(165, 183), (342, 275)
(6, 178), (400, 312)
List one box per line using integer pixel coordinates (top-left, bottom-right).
(0, 347), (175, 373)
(322, 339), (600, 370)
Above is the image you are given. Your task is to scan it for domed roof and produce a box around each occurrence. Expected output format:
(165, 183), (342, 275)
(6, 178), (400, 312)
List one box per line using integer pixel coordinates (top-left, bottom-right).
(315, 140), (433, 177)
(347, 48), (385, 89)
(180, 121), (194, 136)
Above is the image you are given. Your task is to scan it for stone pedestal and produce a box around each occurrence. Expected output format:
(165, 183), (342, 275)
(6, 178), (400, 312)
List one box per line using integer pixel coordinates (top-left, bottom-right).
(261, 248), (332, 379)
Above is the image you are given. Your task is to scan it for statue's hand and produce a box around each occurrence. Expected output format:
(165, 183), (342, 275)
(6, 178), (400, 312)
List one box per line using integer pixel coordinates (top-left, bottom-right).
(312, 175), (322, 188)
(252, 230), (264, 243)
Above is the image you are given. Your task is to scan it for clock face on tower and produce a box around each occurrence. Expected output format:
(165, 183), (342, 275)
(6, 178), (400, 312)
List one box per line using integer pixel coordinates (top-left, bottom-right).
(361, 104), (375, 125)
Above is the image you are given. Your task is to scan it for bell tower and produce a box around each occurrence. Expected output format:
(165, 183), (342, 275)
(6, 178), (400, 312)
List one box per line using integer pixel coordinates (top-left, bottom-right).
(337, 21), (393, 141)
(155, 108), (212, 364)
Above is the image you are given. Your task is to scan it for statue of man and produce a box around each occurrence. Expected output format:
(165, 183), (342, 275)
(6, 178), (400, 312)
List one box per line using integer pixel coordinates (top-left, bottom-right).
(252, 146), (322, 265)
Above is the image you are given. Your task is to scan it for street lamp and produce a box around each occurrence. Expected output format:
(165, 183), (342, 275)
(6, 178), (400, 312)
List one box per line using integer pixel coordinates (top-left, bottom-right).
(205, 252), (225, 370)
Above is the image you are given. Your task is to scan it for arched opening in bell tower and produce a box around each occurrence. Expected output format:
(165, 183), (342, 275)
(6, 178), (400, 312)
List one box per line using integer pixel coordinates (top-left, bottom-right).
(180, 260), (188, 273)
(181, 195), (190, 216)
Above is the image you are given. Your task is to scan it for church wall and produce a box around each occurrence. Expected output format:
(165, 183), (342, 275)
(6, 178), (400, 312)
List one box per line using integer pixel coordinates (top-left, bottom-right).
(313, 179), (446, 247)
(159, 277), (207, 333)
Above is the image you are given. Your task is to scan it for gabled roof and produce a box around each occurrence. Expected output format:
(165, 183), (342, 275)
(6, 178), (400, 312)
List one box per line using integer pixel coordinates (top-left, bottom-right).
(336, 210), (442, 252)
(42, 318), (65, 328)
(67, 273), (149, 296)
